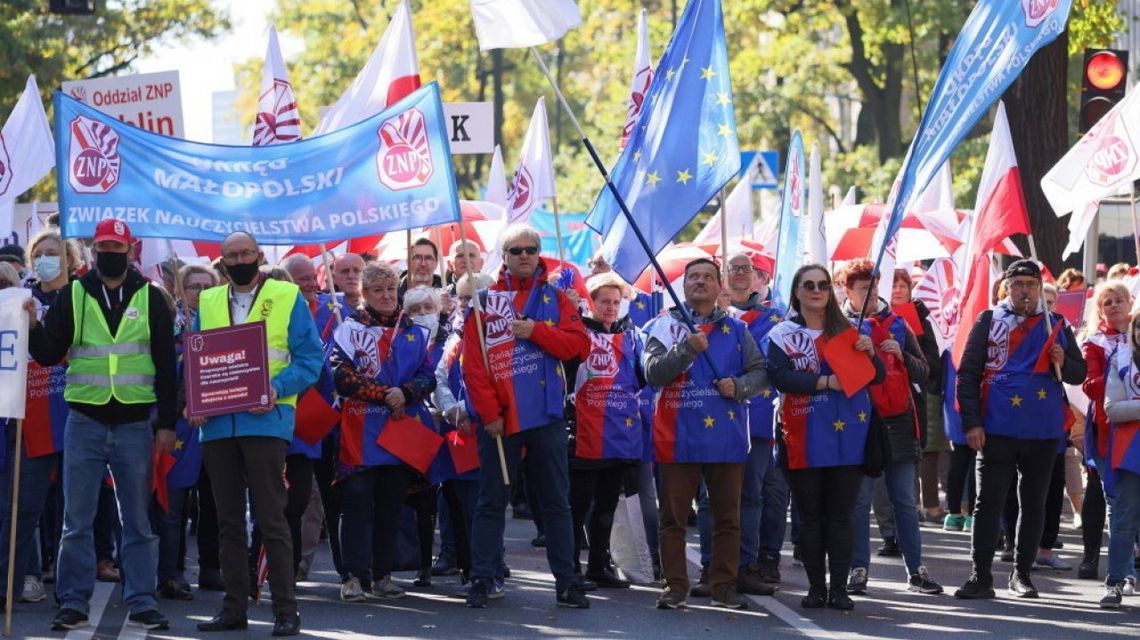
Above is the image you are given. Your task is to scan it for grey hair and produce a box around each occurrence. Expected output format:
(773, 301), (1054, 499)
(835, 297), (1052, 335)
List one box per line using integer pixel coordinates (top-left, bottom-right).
(404, 285), (440, 312)
(499, 224), (541, 253)
(361, 262), (398, 290)
(279, 253), (314, 273)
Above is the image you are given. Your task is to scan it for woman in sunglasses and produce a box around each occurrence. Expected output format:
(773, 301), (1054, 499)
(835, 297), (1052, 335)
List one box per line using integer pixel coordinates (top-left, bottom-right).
(765, 264), (884, 611)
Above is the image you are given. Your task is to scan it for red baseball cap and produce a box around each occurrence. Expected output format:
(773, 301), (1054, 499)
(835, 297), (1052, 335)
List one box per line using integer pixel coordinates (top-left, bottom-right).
(93, 219), (133, 245)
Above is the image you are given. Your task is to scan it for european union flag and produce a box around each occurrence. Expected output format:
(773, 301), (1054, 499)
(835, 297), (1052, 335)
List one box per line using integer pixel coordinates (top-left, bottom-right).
(586, 0), (740, 284)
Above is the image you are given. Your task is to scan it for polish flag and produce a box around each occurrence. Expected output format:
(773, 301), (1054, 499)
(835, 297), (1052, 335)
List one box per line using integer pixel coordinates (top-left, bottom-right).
(951, 102), (1031, 367)
(252, 26), (302, 146)
(619, 9), (652, 151)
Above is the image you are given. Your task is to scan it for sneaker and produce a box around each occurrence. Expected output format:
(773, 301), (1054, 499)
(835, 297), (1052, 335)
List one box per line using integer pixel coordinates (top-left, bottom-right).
(963, 516), (974, 532)
(736, 564), (775, 596)
(489, 577), (506, 600)
(19, 575), (45, 603)
(556, 584), (590, 608)
(371, 575), (406, 599)
(1034, 554), (1072, 571)
(689, 567), (711, 598)
(907, 566), (944, 594)
(1078, 558), (1099, 580)
(942, 514), (966, 531)
(431, 551), (459, 576)
(656, 586), (687, 609)
(465, 580), (489, 608)
(846, 567), (868, 595)
(127, 610), (170, 631)
(828, 585), (854, 610)
(340, 576), (366, 603)
(413, 569), (431, 588)
(711, 585), (749, 610)
(1101, 581), (1124, 609)
(1008, 570), (1039, 598)
(954, 573), (995, 599)
(51, 608), (89, 631)
(877, 537), (901, 557)
(1123, 575), (1137, 596)
(531, 534), (547, 547)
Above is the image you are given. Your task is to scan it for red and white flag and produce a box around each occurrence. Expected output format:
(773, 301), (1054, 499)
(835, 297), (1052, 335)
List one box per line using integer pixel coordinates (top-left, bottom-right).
(0, 75), (53, 206)
(506, 97), (556, 225)
(619, 9), (652, 151)
(312, 0), (421, 135)
(951, 101), (1031, 366)
(253, 26), (302, 146)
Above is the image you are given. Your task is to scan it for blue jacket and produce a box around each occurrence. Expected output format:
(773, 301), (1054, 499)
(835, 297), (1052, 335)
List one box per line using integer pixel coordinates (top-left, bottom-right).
(194, 292), (324, 443)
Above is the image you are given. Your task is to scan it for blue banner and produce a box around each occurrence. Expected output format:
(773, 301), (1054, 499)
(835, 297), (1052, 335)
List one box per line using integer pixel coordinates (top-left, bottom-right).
(873, 0), (1072, 268)
(771, 130), (805, 312)
(530, 208), (599, 269)
(54, 82), (461, 244)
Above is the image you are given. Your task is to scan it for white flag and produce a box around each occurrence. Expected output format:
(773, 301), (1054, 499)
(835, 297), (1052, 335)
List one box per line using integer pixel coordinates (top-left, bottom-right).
(506, 97), (556, 224)
(469, 0), (581, 51)
(694, 177), (752, 245)
(313, 0), (421, 135)
(840, 186), (857, 206)
(1063, 200), (1100, 260)
(805, 143), (828, 264)
(0, 75), (53, 206)
(0, 288), (30, 419)
(253, 26), (302, 145)
(1042, 84), (1140, 216)
(619, 9), (652, 150)
(485, 144), (508, 209)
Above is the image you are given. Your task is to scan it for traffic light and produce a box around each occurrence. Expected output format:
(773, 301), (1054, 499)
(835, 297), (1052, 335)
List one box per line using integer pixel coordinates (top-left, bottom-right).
(1080, 49), (1129, 135)
(49, 0), (95, 15)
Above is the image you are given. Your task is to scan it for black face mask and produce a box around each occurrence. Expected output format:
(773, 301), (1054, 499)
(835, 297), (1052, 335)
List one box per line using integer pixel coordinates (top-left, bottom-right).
(95, 251), (129, 279)
(226, 261), (260, 286)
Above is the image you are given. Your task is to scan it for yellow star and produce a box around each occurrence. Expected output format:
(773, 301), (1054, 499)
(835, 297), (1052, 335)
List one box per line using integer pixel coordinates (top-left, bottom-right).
(1011, 395), (1023, 407)
(762, 389), (772, 398)
(702, 152), (718, 166)
(676, 169), (693, 185)
(1036, 388), (1048, 400)
(773, 315), (782, 322)
(173, 439), (184, 451)
(542, 294), (551, 304)
(646, 171), (662, 186)
(727, 410), (736, 421)
(719, 324), (731, 334)
(544, 319), (554, 327)
(718, 122), (733, 137)
(636, 301), (646, 310)
(625, 417), (634, 427)
(858, 411), (868, 423)
(716, 92), (731, 106)
(703, 416), (715, 428)
(701, 66), (717, 80)
(405, 333), (416, 342)
(833, 419), (846, 432)
(633, 151), (642, 162)
(665, 67), (675, 80)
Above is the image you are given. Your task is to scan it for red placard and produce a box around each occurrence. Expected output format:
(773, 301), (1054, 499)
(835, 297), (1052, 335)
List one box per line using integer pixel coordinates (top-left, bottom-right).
(184, 322), (272, 418)
(821, 328), (876, 397)
(1054, 290), (1086, 329)
(376, 416), (445, 474)
(893, 302), (924, 336)
(446, 430), (480, 475)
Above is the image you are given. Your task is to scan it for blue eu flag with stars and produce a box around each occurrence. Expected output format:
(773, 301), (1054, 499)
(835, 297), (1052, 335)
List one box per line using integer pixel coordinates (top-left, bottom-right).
(586, 0), (740, 284)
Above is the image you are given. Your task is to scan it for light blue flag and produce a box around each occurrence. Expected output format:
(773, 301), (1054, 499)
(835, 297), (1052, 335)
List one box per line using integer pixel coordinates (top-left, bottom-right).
(872, 0), (1072, 270)
(770, 130), (806, 312)
(55, 82), (460, 244)
(585, 0), (740, 284)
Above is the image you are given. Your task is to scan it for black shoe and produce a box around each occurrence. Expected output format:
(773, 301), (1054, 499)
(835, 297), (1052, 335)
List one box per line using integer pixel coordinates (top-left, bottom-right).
(198, 568), (225, 591)
(1052, 540), (1064, 550)
(586, 567), (630, 589)
(127, 609), (170, 631)
(556, 584), (590, 608)
(502, 564), (511, 578)
(1079, 558), (1099, 580)
(51, 608), (89, 631)
(690, 566), (711, 598)
(466, 580), (489, 608)
(801, 586), (828, 609)
(828, 585), (854, 610)
(531, 534), (547, 547)
(414, 569), (432, 588)
(197, 611), (249, 632)
(158, 579), (194, 601)
(1000, 543), (1015, 563)
(877, 537), (902, 557)
(1008, 570), (1039, 598)
(272, 613), (301, 637)
(578, 578), (598, 592)
(756, 556), (781, 584)
(431, 551), (460, 576)
(954, 573), (995, 599)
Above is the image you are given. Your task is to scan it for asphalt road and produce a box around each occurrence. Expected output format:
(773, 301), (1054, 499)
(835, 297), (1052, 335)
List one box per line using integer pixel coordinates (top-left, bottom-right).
(6, 509), (1138, 639)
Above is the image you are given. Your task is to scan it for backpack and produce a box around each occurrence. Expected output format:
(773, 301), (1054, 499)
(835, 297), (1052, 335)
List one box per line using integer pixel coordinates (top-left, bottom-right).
(867, 313), (912, 419)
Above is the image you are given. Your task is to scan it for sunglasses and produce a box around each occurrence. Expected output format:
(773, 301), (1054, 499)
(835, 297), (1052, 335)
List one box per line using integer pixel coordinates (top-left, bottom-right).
(799, 279), (831, 292)
(506, 246), (539, 256)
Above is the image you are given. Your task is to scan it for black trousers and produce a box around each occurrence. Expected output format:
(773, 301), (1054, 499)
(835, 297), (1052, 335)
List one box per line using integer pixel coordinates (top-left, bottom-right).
(249, 454), (314, 575)
(569, 465), (626, 573)
(195, 469), (220, 573)
(1083, 466), (1107, 563)
(947, 443), (977, 515)
(314, 435), (343, 575)
(970, 435), (1056, 576)
(1040, 453), (1066, 550)
(785, 465), (863, 590)
(338, 465), (414, 583)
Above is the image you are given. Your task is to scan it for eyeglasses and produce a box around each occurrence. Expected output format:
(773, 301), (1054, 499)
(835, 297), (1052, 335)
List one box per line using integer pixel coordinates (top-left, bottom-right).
(799, 279), (831, 292)
(1008, 280), (1040, 291)
(728, 265), (754, 274)
(506, 246), (539, 256)
(222, 249), (258, 264)
(410, 254), (437, 263)
(183, 284), (208, 292)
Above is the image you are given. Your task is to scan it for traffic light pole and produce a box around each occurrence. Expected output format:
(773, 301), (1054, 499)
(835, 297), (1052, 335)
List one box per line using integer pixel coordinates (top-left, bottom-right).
(1131, 182), (1140, 265)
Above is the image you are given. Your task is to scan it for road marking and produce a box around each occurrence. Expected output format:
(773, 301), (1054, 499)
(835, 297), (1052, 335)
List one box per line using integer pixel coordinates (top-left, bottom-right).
(117, 613), (149, 640)
(63, 582), (114, 640)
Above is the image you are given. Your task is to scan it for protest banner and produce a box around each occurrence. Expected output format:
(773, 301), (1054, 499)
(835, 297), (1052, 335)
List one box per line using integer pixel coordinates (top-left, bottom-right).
(62, 70), (185, 138)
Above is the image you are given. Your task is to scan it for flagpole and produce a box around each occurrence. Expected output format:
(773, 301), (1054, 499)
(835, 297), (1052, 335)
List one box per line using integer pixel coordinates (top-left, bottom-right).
(434, 227), (449, 288)
(163, 240), (187, 326)
(528, 46), (723, 378)
(3, 420), (22, 636)
(550, 196), (567, 265)
(1026, 233), (1062, 380)
(318, 243), (343, 326)
(1131, 182), (1140, 264)
(456, 222), (510, 486)
(718, 189), (729, 282)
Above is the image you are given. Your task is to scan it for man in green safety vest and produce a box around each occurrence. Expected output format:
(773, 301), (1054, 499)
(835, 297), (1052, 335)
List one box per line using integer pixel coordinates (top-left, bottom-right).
(189, 231), (322, 638)
(27, 219), (177, 632)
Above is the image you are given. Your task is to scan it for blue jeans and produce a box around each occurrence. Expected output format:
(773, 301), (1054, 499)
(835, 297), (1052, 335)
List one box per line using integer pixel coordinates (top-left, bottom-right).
(698, 441), (789, 567)
(56, 413), (158, 615)
(1107, 470), (1140, 583)
(470, 422), (575, 590)
(0, 445), (57, 593)
(149, 486), (189, 584)
(852, 461), (923, 576)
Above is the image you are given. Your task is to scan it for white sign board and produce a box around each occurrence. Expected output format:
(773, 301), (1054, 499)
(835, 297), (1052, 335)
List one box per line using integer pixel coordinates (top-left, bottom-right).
(442, 102), (493, 154)
(62, 70), (184, 138)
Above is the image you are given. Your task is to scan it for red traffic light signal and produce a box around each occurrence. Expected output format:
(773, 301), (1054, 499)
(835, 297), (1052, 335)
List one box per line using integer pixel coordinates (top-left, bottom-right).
(1080, 49), (1129, 135)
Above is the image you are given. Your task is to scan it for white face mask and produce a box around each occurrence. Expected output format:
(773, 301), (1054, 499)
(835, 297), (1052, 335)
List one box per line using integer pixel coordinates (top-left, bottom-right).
(412, 313), (439, 338)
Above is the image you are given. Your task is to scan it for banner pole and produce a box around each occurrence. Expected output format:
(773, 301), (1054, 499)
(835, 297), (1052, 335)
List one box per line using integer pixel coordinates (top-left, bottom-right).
(1131, 182), (1140, 264)
(550, 196), (567, 266)
(4, 420), (22, 636)
(434, 227), (449, 289)
(1026, 233), (1062, 381)
(529, 46), (722, 378)
(457, 222), (510, 486)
